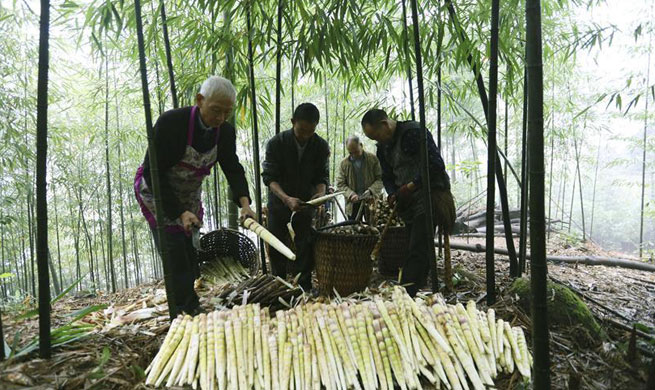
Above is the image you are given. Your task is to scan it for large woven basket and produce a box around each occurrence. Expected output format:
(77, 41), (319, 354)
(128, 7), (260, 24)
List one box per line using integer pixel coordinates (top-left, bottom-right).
(314, 232), (379, 296)
(378, 226), (410, 276)
(198, 228), (259, 276)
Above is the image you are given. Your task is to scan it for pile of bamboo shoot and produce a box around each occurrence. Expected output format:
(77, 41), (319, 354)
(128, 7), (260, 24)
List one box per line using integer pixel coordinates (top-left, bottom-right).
(145, 287), (531, 390)
(202, 257), (251, 285)
(370, 198), (404, 228)
(323, 224), (380, 236)
(217, 274), (304, 310)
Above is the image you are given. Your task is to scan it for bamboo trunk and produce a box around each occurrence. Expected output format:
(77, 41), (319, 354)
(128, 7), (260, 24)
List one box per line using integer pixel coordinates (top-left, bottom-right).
(409, 0), (439, 293)
(1, 226), (6, 299)
(104, 41), (116, 293)
(573, 134), (586, 241)
(485, 0), (500, 305)
(159, 0), (178, 108)
(96, 194), (109, 292)
(639, 28), (652, 258)
(246, 2), (267, 274)
(519, 66), (529, 274)
(52, 183), (64, 291)
(446, 0), (519, 277)
(589, 136), (601, 240)
(117, 138), (130, 289)
(80, 198), (96, 289)
(27, 196), (36, 297)
(526, 0), (551, 385)
(401, 0), (416, 121)
(47, 250), (60, 295)
(275, 0), (283, 137)
(133, 0), (177, 320)
(35, 0), (51, 358)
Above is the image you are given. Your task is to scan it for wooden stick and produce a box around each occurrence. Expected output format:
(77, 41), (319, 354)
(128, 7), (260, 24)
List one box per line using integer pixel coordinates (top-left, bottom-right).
(333, 198), (348, 221)
(370, 205), (398, 261)
(243, 218), (296, 261)
(444, 232), (453, 292)
(354, 200), (366, 222)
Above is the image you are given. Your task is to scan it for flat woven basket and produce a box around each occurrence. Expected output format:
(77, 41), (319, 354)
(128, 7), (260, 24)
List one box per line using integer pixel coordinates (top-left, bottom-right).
(377, 226), (410, 276)
(197, 228), (259, 276)
(314, 232), (379, 296)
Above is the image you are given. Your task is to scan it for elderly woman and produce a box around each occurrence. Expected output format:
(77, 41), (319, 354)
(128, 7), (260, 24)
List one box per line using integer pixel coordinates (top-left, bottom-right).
(134, 76), (255, 316)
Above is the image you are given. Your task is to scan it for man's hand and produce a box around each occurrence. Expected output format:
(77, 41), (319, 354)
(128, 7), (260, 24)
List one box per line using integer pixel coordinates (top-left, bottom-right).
(310, 191), (326, 200)
(284, 196), (306, 212)
(349, 193), (359, 203)
(239, 205), (257, 223)
(388, 182), (416, 208)
(395, 183), (416, 204)
(387, 194), (397, 208)
(180, 211), (201, 233)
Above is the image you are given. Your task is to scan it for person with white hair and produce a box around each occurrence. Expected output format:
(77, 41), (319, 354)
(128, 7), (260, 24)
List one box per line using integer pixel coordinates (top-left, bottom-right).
(337, 134), (383, 220)
(134, 75), (255, 316)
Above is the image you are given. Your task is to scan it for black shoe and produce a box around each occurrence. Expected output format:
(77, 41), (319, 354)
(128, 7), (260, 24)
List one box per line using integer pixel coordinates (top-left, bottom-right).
(180, 305), (205, 317)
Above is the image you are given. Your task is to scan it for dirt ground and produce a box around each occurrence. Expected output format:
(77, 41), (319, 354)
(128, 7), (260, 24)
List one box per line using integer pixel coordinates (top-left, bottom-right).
(0, 233), (653, 389)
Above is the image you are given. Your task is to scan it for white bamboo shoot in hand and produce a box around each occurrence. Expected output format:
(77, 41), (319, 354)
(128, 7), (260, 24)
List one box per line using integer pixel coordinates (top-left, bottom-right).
(244, 218), (296, 260)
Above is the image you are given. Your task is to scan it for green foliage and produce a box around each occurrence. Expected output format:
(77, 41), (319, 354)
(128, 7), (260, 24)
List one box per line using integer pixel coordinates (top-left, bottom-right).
(10, 304), (105, 358)
(15, 275), (85, 320)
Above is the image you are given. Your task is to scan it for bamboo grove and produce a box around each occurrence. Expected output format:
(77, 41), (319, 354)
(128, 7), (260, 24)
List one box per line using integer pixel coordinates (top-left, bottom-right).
(2, 0), (647, 300)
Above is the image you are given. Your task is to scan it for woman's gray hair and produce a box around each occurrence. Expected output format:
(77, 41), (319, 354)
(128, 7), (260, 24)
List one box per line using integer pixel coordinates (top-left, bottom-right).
(199, 76), (236, 102)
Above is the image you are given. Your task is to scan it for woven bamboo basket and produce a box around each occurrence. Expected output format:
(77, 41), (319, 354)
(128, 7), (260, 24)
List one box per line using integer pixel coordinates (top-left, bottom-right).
(314, 232), (379, 296)
(377, 226), (410, 276)
(198, 228), (259, 276)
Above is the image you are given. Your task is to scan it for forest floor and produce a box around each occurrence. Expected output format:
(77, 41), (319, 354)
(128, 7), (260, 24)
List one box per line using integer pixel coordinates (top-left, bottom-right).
(0, 233), (653, 389)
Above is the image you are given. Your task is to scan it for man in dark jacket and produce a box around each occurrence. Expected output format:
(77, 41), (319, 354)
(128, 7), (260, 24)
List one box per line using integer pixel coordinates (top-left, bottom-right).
(361, 109), (455, 296)
(262, 103), (329, 291)
(134, 76), (255, 316)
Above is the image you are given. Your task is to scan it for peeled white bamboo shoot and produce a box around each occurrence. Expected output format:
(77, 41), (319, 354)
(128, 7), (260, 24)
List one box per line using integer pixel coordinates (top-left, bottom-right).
(244, 218), (296, 261)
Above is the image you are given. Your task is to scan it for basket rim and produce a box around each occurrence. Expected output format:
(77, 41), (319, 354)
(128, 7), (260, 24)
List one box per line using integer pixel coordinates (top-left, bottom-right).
(315, 231), (380, 239)
(200, 227), (245, 237)
(198, 228), (259, 275)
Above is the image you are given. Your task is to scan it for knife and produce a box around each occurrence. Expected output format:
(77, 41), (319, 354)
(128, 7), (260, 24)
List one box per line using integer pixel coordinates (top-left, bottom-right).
(191, 226), (201, 251)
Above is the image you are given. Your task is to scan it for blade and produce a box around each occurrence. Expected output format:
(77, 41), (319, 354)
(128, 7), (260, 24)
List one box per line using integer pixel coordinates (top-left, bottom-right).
(191, 227), (201, 250)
